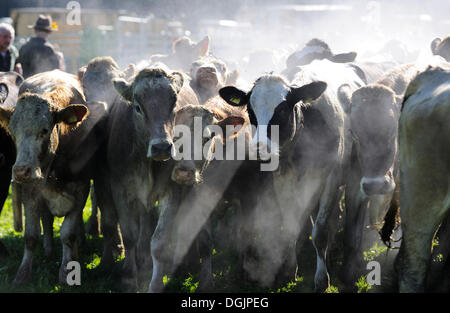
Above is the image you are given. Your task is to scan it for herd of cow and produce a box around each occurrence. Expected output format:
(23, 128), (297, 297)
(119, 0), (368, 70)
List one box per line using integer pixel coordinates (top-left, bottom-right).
(0, 34), (449, 293)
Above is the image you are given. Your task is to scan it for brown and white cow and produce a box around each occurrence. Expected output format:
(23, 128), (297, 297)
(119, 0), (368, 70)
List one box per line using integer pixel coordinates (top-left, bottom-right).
(78, 56), (130, 266)
(147, 96), (254, 292)
(0, 69), (107, 285)
(219, 59), (365, 292)
(0, 71), (23, 256)
(397, 65), (450, 292)
(96, 66), (199, 291)
(338, 61), (447, 291)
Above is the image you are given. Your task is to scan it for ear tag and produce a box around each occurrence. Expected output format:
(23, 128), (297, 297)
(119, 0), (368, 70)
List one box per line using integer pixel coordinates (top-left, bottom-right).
(68, 115), (79, 124)
(230, 96), (241, 105)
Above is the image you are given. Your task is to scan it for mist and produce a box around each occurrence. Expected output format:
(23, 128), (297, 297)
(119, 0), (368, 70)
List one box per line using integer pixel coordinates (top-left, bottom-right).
(6, 0), (449, 292)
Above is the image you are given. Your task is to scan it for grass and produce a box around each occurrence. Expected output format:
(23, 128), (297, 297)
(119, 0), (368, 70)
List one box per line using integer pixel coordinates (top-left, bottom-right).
(3, 187), (445, 293)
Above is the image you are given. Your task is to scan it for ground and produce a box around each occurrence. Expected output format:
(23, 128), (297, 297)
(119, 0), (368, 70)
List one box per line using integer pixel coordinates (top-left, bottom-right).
(0, 187), (445, 293)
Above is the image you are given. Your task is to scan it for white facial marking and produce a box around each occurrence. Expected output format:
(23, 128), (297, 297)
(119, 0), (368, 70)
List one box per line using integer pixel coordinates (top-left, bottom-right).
(250, 76), (289, 147)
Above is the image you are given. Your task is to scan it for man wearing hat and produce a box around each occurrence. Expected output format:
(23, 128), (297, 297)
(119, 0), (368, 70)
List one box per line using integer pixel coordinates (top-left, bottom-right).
(17, 15), (63, 78)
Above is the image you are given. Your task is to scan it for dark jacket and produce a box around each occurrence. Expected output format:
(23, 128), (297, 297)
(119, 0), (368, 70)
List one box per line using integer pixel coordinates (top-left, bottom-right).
(0, 45), (18, 72)
(17, 37), (60, 78)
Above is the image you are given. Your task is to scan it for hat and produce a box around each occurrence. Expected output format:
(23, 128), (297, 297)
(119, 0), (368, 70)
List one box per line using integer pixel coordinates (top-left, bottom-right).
(28, 15), (58, 32)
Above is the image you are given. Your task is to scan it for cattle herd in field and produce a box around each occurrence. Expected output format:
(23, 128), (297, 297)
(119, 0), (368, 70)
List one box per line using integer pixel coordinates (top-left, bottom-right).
(0, 34), (449, 293)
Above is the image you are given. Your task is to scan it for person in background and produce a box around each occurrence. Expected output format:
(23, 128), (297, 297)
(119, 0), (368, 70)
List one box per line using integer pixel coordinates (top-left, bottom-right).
(17, 15), (63, 78)
(0, 22), (22, 75)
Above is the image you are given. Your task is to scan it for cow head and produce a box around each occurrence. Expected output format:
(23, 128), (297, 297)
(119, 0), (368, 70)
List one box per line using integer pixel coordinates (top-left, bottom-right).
(286, 38), (357, 69)
(219, 74), (326, 161)
(348, 84), (400, 196)
(113, 67), (185, 162)
(190, 56), (239, 103)
(0, 93), (88, 183)
(171, 102), (246, 185)
(171, 35), (211, 72)
(80, 56), (124, 105)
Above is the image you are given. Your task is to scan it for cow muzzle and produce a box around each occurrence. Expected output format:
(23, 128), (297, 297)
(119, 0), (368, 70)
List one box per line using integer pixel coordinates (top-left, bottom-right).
(197, 66), (219, 86)
(360, 175), (395, 196)
(171, 166), (198, 185)
(12, 165), (43, 183)
(147, 139), (172, 161)
(249, 139), (276, 161)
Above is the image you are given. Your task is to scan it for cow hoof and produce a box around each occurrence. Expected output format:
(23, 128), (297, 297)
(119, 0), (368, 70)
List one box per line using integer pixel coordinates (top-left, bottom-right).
(314, 273), (331, 293)
(197, 282), (214, 293)
(121, 276), (138, 293)
(148, 280), (165, 293)
(13, 267), (32, 285)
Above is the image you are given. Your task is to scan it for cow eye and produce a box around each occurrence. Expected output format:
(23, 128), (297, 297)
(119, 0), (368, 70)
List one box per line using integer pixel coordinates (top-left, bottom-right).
(40, 128), (49, 137)
(135, 104), (142, 115)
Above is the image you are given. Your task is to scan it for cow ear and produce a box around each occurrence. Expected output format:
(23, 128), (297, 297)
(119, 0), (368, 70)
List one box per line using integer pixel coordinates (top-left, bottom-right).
(337, 84), (353, 114)
(77, 65), (87, 81)
(113, 78), (132, 101)
(329, 52), (357, 63)
(0, 106), (13, 127)
(55, 104), (89, 125)
(0, 83), (8, 104)
(171, 72), (184, 93)
(225, 69), (240, 85)
(197, 35), (210, 56)
(393, 95), (403, 115)
(287, 81), (327, 105)
(217, 116), (246, 139)
(219, 86), (249, 107)
(3, 71), (23, 87)
(431, 37), (442, 55)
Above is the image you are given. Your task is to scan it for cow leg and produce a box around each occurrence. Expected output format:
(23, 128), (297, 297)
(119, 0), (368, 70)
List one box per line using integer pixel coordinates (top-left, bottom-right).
(341, 178), (369, 292)
(116, 199), (140, 291)
(311, 172), (341, 293)
(428, 214), (450, 291)
(136, 206), (154, 284)
(396, 200), (446, 292)
(12, 182), (23, 233)
(196, 220), (213, 292)
(13, 192), (42, 285)
(41, 207), (54, 258)
(93, 175), (122, 268)
(149, 192), (180, 293)
(86, 184), (100, 236)
(396, 226), (438, 292)
(0, 167), (11, 257)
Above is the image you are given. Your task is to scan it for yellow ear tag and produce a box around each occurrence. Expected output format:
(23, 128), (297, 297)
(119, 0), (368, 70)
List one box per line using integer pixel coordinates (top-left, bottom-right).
(68, 115), (78, 124)
(230, 97), (240, 105)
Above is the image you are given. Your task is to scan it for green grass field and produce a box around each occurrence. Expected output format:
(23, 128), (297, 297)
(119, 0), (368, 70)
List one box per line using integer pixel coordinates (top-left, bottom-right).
(0, 187), (409, 293)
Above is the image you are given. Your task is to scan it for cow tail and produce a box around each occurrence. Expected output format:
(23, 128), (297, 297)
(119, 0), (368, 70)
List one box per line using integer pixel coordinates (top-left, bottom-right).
(380, 189), (400, 248)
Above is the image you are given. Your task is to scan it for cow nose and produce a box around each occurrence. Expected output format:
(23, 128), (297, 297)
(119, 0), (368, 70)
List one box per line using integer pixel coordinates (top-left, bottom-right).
(175, 167), (194, 180)
(172, 166), (196, 185)
(149, 141), (172, 161)
(198, 66), (216, 75)
(361, 177), (394, 196)
(13, 166), (32, 182)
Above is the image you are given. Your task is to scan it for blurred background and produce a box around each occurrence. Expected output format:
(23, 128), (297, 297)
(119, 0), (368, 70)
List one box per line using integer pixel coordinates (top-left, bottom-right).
(1, 0), (449, 75)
